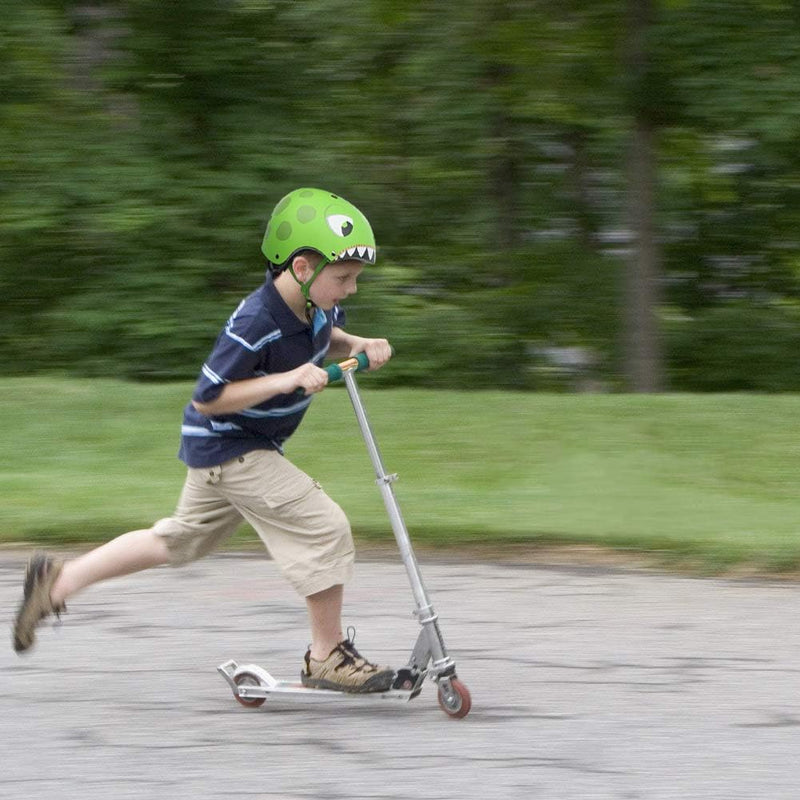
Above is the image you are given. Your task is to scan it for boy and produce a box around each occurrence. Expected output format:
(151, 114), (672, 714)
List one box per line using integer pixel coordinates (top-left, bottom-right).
(13, 187), (396, 694)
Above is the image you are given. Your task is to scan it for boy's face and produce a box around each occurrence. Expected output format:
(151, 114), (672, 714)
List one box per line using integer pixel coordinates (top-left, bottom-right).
(307, 260), (364, 310)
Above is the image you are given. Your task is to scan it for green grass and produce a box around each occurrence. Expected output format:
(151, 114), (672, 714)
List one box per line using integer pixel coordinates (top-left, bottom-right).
(3, 378), (800, 573)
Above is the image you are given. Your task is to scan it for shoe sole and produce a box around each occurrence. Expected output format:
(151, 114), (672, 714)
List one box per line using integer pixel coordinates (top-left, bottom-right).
(301, 670), (395, 694)
(13, 554), (60, 653)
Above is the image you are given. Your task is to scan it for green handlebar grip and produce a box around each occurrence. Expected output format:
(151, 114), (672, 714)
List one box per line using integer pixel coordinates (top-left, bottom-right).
(325, 351), (370, 383)
(294, 349), (391, 395)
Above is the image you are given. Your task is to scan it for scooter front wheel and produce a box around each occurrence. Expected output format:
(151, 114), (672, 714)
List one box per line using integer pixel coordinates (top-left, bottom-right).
(234, 671), (266, 708)
(437, 678), (471, 718)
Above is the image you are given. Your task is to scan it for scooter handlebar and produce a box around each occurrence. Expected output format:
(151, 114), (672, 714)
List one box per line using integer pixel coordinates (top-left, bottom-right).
(293, 352), (373, 396)
(324, 352), (371, 383)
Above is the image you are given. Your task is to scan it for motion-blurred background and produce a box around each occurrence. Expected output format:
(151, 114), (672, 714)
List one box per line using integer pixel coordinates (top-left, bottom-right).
(5, 1), (800, 393)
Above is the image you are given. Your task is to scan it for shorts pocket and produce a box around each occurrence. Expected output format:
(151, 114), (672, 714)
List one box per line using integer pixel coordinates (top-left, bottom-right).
(229, 450), (321, 511)
(261, 472), (318, 510)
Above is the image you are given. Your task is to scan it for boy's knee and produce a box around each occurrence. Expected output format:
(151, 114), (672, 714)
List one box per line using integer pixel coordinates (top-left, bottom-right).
(331, 503), (353, 543)
(327, 504), (355, 570)
(151, 517), (219, 566)
(285, 503), (355, 596)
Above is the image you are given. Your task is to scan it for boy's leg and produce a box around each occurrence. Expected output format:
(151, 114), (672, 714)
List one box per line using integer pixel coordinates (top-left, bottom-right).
(13, 467), (242, 654)
(222, 450), (394, 692)
(12, 528), (170, 653)
(50, 528), (171, 607)
(302, 582), (394, 693)
(49, 464), (245, 605)
(305, 583), (344, 661)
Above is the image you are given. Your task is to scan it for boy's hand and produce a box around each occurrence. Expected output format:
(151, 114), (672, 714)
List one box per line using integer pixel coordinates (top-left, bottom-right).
(290, 363), (329, 396)
(355, 338), (392, 371)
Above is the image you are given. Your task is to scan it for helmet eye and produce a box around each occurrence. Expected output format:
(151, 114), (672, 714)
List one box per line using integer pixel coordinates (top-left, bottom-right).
(326, 214), (354, 237)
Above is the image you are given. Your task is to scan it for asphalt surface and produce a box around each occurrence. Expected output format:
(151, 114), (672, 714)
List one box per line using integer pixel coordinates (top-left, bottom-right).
(2, 550), (800, 799)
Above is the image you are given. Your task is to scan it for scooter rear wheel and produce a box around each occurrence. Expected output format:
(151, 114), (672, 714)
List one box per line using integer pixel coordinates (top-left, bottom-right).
(437, 678), (471, 718)
(234, 671), (266, 708)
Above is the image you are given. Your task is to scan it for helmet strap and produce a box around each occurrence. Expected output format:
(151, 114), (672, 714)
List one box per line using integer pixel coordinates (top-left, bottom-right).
(288, 256), (330, 311)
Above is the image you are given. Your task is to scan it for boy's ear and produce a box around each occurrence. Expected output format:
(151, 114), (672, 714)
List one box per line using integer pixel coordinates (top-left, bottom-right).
(291, 254), (312, 281)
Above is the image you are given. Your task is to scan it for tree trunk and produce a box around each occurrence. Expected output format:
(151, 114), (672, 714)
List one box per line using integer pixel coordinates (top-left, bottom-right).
(483, 2), (520, 257)
(566, 126), (598, 251)
(489, 98), (519, 254)
(624, 0), (663, 392)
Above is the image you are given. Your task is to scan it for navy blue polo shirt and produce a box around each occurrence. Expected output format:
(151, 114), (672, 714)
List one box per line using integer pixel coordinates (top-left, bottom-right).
(178, 276), (345, 468)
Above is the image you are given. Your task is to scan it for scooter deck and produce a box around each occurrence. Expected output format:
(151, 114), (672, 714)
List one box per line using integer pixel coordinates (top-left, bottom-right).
(218, 660), (422, 704)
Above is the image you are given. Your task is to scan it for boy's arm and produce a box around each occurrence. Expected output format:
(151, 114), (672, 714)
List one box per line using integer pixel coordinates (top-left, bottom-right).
(192, 363), (328, 416)
(194, 329), (392, 417)
(329, 327), (392, 370)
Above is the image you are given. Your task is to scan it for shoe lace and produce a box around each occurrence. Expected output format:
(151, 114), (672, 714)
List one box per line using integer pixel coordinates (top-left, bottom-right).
(333, 627), (377, 673)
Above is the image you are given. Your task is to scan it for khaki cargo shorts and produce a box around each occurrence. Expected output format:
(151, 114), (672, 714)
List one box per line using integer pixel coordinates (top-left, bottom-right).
(152, 449), (354, 597)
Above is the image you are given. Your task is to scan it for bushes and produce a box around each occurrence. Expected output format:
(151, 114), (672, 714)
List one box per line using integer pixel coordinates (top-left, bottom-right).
(667, 303), (800, 391)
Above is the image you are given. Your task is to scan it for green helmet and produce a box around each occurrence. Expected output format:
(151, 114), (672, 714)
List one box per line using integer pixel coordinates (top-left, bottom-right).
(262, 187), (376, 267)
(262, 188), (376, 308)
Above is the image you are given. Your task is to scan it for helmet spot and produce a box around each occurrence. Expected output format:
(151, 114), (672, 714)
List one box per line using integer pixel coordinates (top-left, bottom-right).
(273, 195), (292, 215)
(296, 205), (316, 223)
(298, 189), (314, 198)
(276, 221), (292, 241)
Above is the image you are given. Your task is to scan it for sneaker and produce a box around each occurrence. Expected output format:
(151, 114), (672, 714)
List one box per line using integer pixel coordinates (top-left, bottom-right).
(13, 553), (66, 653)
(301, 629), (394, 694)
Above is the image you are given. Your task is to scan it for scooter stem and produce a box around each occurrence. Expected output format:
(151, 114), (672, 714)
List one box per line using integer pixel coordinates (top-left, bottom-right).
(341, 368), (453, 675)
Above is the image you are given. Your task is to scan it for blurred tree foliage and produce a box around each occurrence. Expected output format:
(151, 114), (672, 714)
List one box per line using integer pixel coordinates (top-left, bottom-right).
(1, 0), (799, 390)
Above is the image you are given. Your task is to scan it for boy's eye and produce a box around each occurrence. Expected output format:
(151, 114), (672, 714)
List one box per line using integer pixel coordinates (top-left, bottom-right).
(326, 214), (354, 237)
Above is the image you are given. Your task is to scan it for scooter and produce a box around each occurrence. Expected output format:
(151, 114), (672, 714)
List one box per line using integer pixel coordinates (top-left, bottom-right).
(218, 353), (471, 718)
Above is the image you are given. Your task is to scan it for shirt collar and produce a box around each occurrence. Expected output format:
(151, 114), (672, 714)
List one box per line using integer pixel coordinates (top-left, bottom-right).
(259, 276), (310, 335)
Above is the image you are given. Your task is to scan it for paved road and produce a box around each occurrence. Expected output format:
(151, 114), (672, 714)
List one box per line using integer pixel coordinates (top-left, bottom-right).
(2, 551), (800, 799)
